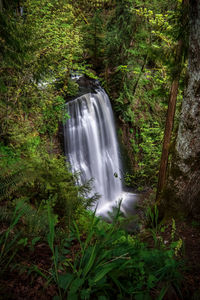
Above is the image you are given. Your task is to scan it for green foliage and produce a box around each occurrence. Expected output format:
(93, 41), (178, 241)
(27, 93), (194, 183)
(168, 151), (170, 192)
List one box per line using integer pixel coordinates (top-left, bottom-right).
(0, 149), (95, 224)
(145, 204), (159, 232)
(25, 0), (83, 78)
(47, 200), (62, 298)
(46, 210), (182, 299)
(64, 80), (79, 97)
(103, 0), (187, 188)
(83, 10), (104, 63)
(0, 200), (27, 276)
(132, 121), (163, 187)
(143, 203), (183, 257)
(0, 0), (95, 228)
(0, 0), (84, 141)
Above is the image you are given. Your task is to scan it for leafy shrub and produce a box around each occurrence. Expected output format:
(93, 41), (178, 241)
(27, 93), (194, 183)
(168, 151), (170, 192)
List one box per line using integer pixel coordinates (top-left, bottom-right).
(47, 210), (182, 300)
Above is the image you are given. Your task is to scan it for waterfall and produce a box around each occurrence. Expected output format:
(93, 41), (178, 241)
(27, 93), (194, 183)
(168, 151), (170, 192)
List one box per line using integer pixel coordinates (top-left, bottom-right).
(64, 81), (137, 217)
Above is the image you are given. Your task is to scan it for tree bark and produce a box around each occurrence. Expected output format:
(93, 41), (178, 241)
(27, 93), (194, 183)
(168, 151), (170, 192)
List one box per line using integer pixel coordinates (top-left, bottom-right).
(156, 40), (183, 201)
(163, 0), (200, 216)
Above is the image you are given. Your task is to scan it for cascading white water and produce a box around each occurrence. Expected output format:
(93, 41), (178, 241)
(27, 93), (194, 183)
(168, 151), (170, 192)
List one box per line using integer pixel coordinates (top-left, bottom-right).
(64, 84), (137, 217)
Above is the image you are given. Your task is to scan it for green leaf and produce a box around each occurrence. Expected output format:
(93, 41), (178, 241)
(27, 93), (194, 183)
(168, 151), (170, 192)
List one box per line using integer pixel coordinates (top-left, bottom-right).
(31, 237), (41, 246)
(94, 264), (115, 283)
(58, 273), (74, 291)
(147, 274), (157, 288)
(18, 238), (28, 246)
(82, 244), (97, 277)
(157, 286), (168, 300)
(69, 278), (84, 294)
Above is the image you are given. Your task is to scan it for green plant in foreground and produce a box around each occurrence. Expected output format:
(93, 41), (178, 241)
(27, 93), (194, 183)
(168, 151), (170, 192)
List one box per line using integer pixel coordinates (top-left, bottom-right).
(144, 205), (183, 259)
(46, 206), (182, 300)
(47, 200), (62, 298)
(0, 200), (25, 276)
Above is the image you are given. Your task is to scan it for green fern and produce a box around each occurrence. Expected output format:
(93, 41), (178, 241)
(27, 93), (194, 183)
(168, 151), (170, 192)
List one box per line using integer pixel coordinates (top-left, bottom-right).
(0, 169), (26, 201)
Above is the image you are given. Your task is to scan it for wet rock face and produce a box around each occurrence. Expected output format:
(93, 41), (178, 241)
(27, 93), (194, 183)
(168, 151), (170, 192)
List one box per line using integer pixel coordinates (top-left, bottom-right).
(165, 1), (200, 216)
(76, 76), (100, 95)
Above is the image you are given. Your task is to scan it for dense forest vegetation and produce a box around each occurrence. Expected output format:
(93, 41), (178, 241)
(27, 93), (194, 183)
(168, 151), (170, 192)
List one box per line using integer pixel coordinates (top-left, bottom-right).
(0, 0), (200, 299)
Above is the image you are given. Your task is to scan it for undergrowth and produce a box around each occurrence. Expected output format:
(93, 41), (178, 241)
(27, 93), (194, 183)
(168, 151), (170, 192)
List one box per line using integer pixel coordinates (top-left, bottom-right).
(0, 200), (183, 299)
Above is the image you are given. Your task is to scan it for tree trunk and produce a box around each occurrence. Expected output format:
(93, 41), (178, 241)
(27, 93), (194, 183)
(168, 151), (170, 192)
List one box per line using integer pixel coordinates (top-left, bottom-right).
(163, 0), (200, 216)
(156, 40), (183, 201)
